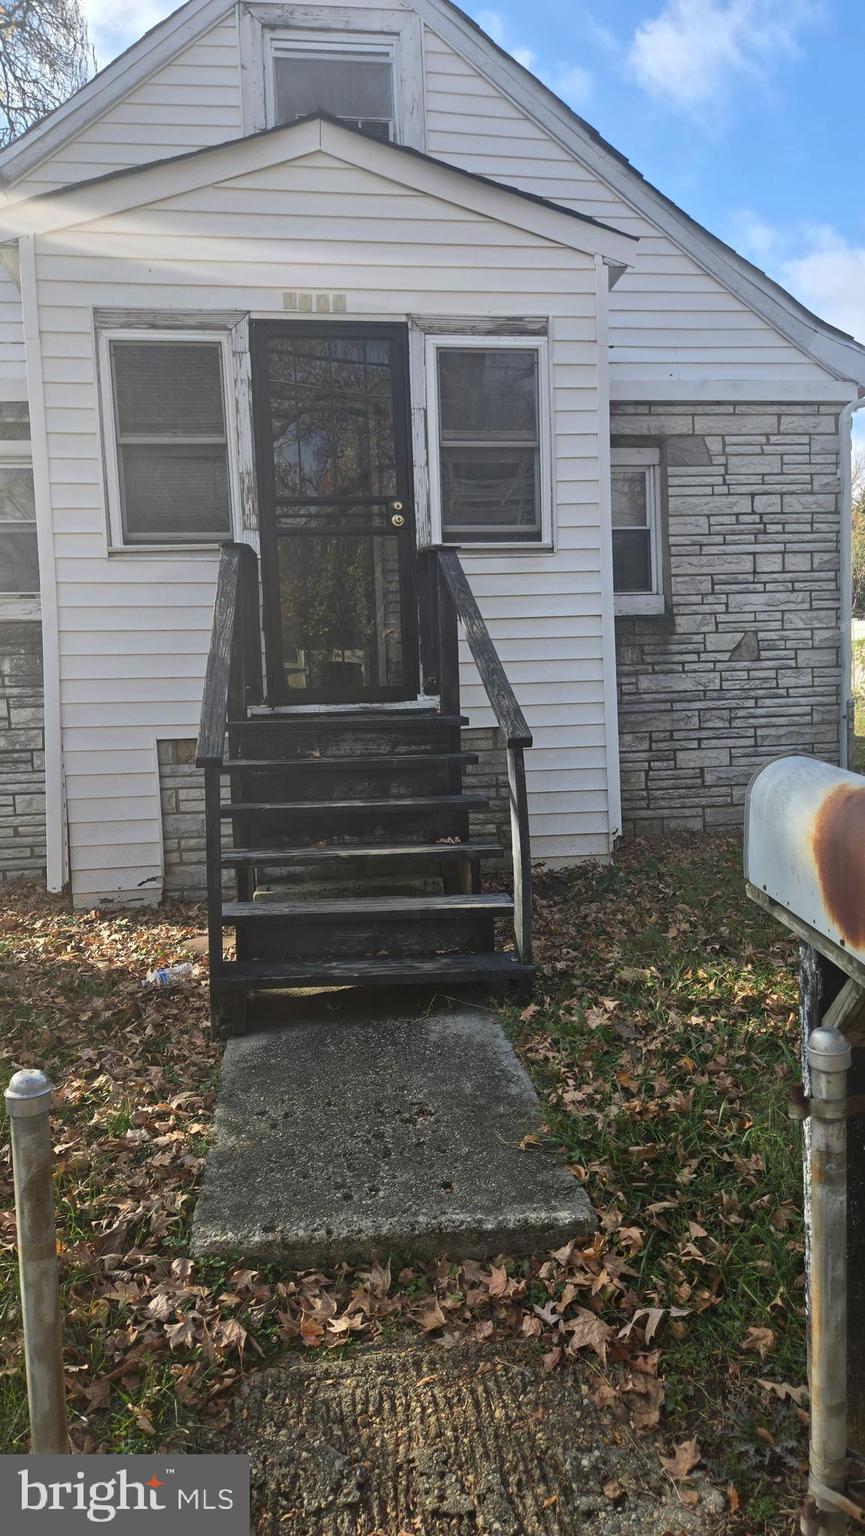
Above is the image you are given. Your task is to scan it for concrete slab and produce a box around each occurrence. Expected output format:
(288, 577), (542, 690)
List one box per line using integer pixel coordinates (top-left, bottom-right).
(191, 1000), (594, 1264)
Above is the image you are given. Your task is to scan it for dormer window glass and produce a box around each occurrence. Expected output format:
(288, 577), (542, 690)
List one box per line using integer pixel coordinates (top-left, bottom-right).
(271, 40), (396, 142)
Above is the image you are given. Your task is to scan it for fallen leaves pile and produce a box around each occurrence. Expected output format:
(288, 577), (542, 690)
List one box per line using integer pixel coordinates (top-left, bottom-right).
(0, 837), (808, 1521)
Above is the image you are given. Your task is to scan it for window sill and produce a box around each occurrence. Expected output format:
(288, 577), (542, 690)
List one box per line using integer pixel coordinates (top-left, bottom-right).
(0, 595), (41, 621)
(107, 543), (228, 557)
(441, 540), (554, 555)
(614, 594), (666, 618)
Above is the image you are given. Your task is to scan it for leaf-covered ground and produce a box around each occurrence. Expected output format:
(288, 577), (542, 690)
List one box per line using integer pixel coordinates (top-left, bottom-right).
(0, 834), (807, 1531)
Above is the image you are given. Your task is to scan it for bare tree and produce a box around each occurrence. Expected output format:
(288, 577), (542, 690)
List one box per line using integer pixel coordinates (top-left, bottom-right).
(0, 0), (92, 148)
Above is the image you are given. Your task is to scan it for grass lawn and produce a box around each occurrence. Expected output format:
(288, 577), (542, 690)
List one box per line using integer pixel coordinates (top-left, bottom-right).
(0, 832), (807, 1530)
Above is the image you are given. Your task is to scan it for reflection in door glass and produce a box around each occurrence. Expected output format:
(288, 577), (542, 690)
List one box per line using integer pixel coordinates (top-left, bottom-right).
(267, 336), (397, 500)
(277, 534), (405, 693)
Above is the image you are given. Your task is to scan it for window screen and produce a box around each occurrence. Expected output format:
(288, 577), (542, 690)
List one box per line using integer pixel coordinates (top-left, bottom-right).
(109, 340), (232, 544)
(0, 463), (38, 592)
(273, 48), (395, 140)
(437, 348), (541, 543)
(611, 468), (654, 592)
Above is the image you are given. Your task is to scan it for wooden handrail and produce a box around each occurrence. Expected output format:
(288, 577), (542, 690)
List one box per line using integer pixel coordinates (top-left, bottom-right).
(429, 546), (533, 964)
(436, 547), (532, 748)
(197, 542), (260, 766)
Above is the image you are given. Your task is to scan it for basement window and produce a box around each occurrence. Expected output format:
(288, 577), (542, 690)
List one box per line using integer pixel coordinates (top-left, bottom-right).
(269, 39), (396, 142)
(101, 333), (234, 547)
(0, 455), (37, 594)
(611, 446), (664, 616)
(427, 337), (551, 546)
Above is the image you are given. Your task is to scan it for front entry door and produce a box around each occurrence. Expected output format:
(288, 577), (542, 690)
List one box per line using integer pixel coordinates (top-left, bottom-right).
(252, 321), (419, 704)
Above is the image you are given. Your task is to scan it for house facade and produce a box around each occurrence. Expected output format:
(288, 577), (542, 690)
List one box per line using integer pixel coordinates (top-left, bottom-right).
(0, 0), (863, 906)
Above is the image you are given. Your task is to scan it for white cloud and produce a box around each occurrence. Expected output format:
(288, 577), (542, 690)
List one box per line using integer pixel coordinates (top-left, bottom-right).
(734, 212), (865, 344)
(473, 7), (591, 104)
(629, 0), (816, 111)
(81, 0), (175, 68)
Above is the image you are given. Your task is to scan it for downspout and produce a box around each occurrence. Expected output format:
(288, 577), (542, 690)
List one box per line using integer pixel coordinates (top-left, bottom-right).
(595, 253), (622, 848)
(838, 394), (865, 770)
(19, 233), (66, 891)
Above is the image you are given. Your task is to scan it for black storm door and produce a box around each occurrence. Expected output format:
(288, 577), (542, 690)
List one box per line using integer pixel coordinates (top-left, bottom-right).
(252, 321), (419, 704)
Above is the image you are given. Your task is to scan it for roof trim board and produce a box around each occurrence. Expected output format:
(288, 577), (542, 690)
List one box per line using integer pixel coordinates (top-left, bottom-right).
(0, 115), (637, 264)
(0, 0), (862, 385)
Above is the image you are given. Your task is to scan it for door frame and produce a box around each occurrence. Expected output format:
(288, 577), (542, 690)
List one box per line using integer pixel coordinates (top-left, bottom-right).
(250, 318), (420, 706)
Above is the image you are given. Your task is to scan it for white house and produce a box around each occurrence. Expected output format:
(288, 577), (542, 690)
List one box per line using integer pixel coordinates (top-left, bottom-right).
(0, 0), (863, 920)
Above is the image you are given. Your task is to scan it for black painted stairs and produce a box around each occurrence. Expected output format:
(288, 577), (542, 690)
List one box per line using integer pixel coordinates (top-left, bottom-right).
(209, 705), (534, 1035)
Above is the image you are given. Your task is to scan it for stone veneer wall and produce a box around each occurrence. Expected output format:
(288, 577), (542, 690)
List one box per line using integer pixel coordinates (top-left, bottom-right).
(157, 726), (512, 899)
(0, 621), (46, 878)
(612, 401), (842, 835)
(0, 400), (45, 880)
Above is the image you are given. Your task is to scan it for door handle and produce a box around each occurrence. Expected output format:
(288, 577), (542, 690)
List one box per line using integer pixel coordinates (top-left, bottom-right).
(391, 513), (405, 528)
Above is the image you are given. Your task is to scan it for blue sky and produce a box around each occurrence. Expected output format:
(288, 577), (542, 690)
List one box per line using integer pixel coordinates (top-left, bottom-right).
(81, 0), (865, 348)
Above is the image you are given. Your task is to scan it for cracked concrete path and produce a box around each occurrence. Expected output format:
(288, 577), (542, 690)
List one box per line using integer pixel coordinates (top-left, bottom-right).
(212, 1342), (727, 1535)
(191, 999), (594, 1265)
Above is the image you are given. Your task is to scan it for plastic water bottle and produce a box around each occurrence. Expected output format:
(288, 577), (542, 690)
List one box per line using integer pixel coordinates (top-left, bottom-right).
(142, 961), (194, 988)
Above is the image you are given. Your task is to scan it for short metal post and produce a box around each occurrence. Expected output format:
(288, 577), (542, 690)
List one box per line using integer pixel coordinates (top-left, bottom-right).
(5, 1069), (67, 1453)
(806, 1026), (851, 1532)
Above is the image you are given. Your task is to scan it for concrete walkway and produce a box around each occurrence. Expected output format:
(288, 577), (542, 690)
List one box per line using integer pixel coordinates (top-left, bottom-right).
(212, 1342), (726, 1534)
(191, 997), (594, 1264)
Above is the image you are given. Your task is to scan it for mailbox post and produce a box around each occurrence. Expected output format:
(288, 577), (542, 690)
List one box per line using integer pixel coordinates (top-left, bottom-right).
(746, 755), (865, 1532)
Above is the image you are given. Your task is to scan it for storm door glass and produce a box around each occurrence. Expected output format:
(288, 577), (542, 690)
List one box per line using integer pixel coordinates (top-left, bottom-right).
(254, 326), (417, 702)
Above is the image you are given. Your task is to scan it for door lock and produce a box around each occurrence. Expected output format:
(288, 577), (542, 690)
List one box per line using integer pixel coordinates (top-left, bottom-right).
(391, 501), (404, 512)
(391, 513), (405, 528)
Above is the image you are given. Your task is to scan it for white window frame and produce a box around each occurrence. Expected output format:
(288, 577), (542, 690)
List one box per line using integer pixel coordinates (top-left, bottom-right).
(611, 446), (664, 616)
(98, 329), (240, 552)
(239, 6), (426, 151)
(426, 334), (553, 551)
(0, 440), (38, 618)
(266, 34), (398, 143)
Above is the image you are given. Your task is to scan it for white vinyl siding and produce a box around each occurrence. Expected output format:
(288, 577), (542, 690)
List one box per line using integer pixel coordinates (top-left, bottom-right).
(423, 30), (831, 388)
(0, 18), (243, 385)
(30, 145), (609, 898)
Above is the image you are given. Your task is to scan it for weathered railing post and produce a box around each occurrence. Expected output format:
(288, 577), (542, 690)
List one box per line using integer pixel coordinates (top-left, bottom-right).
(804, 1020), (851, 1531)
(5, 1069), (67, 1453)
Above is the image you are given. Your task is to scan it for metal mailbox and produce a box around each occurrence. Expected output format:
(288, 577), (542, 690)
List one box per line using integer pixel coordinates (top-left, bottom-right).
(746, 753), (865, 1531)
(745, 754), (865, 984)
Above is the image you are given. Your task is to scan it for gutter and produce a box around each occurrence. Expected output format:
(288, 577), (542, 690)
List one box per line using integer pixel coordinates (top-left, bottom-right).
(839, 395), (865, 770)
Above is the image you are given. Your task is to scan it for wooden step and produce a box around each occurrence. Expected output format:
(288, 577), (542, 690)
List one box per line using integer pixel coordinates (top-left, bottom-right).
(220, 753), (478, 772)
(229, 714), (468, 729)
(222, 840), (502, 868)
(219, 795), (487, 817)
(212, 952), (533, 991)
(222, 893), (513, 921)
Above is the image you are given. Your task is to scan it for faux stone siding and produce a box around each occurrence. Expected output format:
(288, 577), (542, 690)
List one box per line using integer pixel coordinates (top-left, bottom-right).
(157, 728), (512, 897)
(158, 738), (209, 898)
(613, 401), (842, 835)
(0, 620), (46, 878)
(462, 726), (511, 858)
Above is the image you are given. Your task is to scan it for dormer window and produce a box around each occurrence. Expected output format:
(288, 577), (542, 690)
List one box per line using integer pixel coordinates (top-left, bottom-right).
(269, 39), (397, 142)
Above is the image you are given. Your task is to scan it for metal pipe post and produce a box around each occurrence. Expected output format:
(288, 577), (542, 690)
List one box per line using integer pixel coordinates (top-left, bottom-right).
(806, 1026), (851, 1532)
(4, 1069), (67, 1453)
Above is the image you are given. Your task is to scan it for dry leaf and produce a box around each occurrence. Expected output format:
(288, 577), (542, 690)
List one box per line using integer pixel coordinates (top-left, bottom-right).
(659, 1438), (701, 1480)
(742, 1326), (776, 1360)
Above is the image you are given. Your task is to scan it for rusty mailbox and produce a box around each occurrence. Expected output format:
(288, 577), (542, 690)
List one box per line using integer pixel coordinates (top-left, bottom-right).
(746, 753), (865, 1533)
(745, 753), (865, 983)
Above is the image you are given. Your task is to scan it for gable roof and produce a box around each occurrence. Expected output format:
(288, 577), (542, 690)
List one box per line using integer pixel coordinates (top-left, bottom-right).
(1, 0), (863, 387)
(0, 113), (636, 265)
